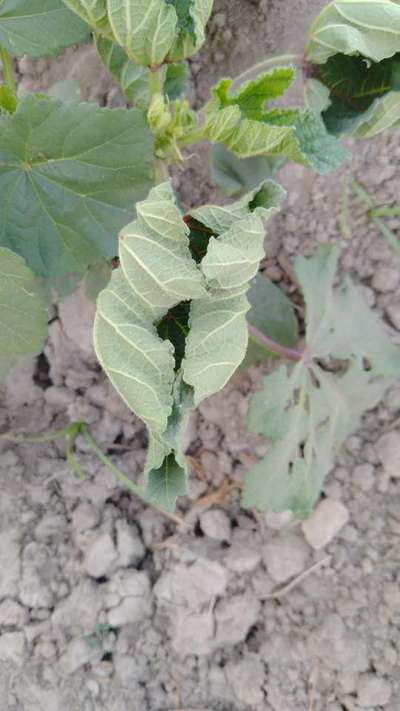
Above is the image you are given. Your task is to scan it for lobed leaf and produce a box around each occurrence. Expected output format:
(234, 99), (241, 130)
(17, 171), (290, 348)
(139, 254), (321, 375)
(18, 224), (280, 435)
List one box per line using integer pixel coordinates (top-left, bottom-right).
(243, 246), (400, 515)
(0, 94), (154, 277)
(0, 0), (89, 57)
(209, 143), (284, 198)
(204, 72), (350, 174)
(0, 247), (48, 378)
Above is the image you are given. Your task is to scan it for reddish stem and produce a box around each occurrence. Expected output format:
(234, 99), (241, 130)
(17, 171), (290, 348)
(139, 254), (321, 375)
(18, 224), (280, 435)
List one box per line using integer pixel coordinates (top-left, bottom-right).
(247, 323), (304, 363)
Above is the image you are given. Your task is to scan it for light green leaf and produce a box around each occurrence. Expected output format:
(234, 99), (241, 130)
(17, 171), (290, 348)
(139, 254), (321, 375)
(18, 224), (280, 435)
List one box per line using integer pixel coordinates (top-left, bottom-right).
(0, 93), (154, 277)
(62, 0), (112, 35)
(0, 0), (89, 57)
(183, 182), (286, 404)
(94, 182), (206, 436)
(209, 143), (285, 198)
(243, 245), (400, 515)
(0, 85), (16, 113)
(0, 247), (48, 378)
(96, 35), (150, 108)
(105, 0), (213, 67)
(106, 0), (177, 67)
(205, 72), (350, 174)
(306, 0), (400, 64)
(95, 180), (284, 510)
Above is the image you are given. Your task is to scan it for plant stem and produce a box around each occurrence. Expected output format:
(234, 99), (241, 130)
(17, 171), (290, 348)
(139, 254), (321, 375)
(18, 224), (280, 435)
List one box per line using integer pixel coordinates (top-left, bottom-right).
(80, 425), (185, 526)
(232, 53), (303, 89)
(370, 206), (400, 218)
(80, 424), (145, 498)
(148, 67), (163, 97)
(0, 46), (16, 93)
(247, 322), (304, 363)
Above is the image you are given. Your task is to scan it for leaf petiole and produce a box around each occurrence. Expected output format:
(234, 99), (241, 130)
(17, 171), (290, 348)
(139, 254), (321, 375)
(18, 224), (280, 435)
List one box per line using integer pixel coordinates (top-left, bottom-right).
(0, 46), (16, 94)
(247, 322), (304, 363)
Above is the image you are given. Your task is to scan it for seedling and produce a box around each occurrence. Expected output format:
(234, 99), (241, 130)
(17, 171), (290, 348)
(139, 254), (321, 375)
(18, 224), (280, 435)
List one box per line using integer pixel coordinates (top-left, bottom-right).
(0, 0), (399, 516)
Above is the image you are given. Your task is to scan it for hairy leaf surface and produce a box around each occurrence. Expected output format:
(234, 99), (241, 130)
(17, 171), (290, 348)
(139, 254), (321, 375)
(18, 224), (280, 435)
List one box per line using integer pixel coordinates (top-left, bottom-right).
(243, 246), (400, 515)
(306, 0), (400, 64)
(0, 247), (48, 378)
(95, 180), (284, 509)
(184, 182), (286, 403)
(0, 94), (154, 277)
(105, 0), (213, 66)
(205, 72), (350, 174)
(0, 0), (89, 57)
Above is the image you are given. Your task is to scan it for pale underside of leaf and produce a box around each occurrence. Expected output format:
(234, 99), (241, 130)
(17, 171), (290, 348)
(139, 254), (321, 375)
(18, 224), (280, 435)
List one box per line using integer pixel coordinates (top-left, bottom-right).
(94, 182), (205, 435)
(0, 0), (89, 57)
(0, 247), (48, 379)
(306, 0), (400, 64)
(0, 94), (154, 277)
(106, 0), (178, 66)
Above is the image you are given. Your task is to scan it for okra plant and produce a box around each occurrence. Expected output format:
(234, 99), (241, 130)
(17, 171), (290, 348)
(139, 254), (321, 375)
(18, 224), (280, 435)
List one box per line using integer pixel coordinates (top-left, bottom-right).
(0, 0), (399, 515)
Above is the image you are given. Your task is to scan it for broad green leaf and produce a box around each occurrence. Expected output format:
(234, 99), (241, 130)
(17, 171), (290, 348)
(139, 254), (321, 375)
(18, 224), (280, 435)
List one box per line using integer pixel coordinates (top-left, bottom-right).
(183, 182), (286, 404)
(0, 247), (48, 378)
(0, 85), (16, 113)
(0, 0), (89, 57)
(96, 35), (150, 109)
(243, 246), (400, 515)
(209, 143), (285, 198)
(205, 72), (350, 174)
(242, 274), (299, 368)
(306, 0), (400, 64)
(62, 0), (112, 36)
(0, 94), (154, 277)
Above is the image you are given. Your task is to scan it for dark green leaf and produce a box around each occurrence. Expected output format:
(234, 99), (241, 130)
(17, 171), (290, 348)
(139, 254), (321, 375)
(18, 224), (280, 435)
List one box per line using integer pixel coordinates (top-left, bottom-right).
(146, 454), (186, 512)
(0, 94), (154, 277)
(209, 143), (284, 198)
(0, 0), (89, 58)
(164, 62), (188, 100)
(242, 274), (299, 368)
(166, 0), (196, 41)
(318, 53), (400, 135)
